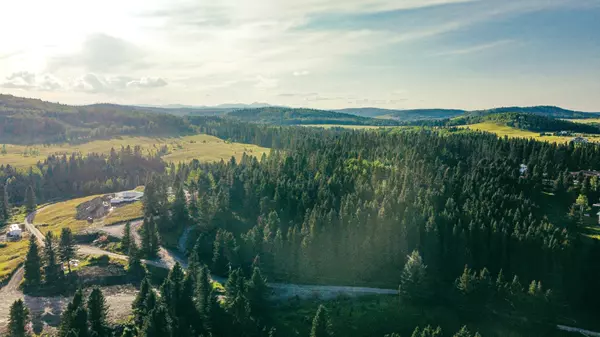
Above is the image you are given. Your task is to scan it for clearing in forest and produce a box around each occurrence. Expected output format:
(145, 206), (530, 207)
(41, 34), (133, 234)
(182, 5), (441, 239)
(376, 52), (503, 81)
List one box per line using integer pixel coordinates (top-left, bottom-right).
(0, 134), (270, 168)
(458, 122), (600, 143)
(34, 194), (144, 236)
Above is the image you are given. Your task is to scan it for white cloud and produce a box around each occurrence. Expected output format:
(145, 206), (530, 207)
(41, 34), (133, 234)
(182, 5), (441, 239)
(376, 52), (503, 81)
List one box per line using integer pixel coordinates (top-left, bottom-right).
(1, 71), (63, 91)
(127, 77), (168, 88)
(71, 73), (166, 93)
(293, 70), (310, 76)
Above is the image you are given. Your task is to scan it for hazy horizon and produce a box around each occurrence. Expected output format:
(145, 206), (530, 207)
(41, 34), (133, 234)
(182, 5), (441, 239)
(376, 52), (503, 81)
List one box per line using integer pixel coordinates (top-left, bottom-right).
(1, 0), (600, 111)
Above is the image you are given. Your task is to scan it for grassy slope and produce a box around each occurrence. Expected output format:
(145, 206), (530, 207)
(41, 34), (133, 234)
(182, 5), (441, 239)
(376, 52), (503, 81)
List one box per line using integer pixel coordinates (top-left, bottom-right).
(458, 122), (600, 143)
(565, 118), (600, 124)
(0, 134), (270, 168)
(103, 202), (143, 226)
(35, 195), (144, 236)
(0, 235), (29, 283)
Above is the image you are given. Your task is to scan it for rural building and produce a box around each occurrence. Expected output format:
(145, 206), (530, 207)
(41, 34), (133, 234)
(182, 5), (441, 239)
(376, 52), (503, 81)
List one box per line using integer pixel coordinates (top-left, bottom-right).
(519, 164), (528, 175)
(110, 190), (144, 205)
(571, 136), (589, 144)
(7, 224), (22, 240)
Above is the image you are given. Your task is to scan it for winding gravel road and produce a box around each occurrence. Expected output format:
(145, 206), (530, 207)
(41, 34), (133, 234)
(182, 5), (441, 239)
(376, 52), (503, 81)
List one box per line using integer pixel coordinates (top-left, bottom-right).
(3, 202), (597, 336)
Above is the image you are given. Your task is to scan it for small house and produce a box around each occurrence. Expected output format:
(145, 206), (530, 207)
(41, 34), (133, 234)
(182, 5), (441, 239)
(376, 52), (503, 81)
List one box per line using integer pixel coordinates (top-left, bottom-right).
(519, 164), (528, 175)
(7, 224), (22, 240)
(571, 136), (589, 144)
(110, 190), (144, 205)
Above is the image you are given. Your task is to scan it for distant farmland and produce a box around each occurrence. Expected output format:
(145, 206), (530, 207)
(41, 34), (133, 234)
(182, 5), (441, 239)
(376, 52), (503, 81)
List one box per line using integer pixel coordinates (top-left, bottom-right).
(0, 134), (270, 167)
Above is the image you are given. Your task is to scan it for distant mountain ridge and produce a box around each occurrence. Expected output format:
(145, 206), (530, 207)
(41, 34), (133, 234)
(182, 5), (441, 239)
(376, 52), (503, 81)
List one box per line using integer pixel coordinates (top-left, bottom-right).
(138, 102), (273, 109)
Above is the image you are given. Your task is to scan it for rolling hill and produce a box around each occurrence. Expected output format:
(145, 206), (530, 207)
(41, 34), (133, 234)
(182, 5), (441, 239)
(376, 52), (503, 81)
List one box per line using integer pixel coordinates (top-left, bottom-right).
(225, 107), (401, 126)
(337, 107), (466, 120)
(0, 94), (195, 144)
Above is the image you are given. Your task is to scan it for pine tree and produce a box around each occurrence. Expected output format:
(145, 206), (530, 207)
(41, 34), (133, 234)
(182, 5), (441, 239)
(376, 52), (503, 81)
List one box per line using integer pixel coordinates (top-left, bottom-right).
(127, 240), (146, 280)
(171, 185), (190, 230)
(453, 325), (481, 337)
(133, 277), (152, 326)
(399, 250), (430, 302)
(160, 263), (185, 315)
(141, 217), (160, 259)
(0, 183), (9, 221)
(25, 185), (36, 213)
(195, 264), (212, 333)
(178, 273), (197, 337)
(310, 305), (332, 337)
(140, 304), (173, 337)
(44, 231), (62, 285)
(8, 299), (29, 337)
(121, 327), (135, 337)
(224, 268), (251, 333)
(122, 221), (133, 254)
(59, 227), (77, 273)
(88, 287), (109, 337)
(411, 325), (442, 337)
(71, 306), (90, 337)
(246, 266), (269, 320)
(456, 265), (475, 296)
(24, 234), (42, 286)
(59, 289), (88, 337)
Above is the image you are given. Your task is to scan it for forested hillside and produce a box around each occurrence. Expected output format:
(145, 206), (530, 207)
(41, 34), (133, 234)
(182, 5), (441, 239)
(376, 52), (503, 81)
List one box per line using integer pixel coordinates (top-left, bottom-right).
(0, 94), (196, 144)
(225, 107), (400, 126)
(3, 116), (600, 336)
(339, 108), (466, 120)
(136, 126), (600, 333)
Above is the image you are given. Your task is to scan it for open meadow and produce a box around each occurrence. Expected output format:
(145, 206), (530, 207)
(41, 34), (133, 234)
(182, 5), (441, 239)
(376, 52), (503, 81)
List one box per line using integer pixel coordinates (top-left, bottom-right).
(34, 195), (143, 236)
(458, 122), (600, 143)
(0, 133), (270, 168)
(0, 235), (29, 284)
(564, 118), (600, 124)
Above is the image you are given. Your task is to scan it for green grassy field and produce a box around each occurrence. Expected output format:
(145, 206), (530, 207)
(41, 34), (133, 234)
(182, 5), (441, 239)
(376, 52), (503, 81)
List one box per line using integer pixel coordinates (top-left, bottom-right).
(564, 118), (600, 124)
(34, 194), (144, 236)
(0, 134), (270, 168)
(103, 202), (143, 226)
(458, 122), (600, 143)
(0, 234), (29, 283)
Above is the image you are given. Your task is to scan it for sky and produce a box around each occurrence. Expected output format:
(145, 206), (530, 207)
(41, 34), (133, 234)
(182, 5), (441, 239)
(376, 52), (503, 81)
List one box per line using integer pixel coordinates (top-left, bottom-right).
(1, 0), (599, 111)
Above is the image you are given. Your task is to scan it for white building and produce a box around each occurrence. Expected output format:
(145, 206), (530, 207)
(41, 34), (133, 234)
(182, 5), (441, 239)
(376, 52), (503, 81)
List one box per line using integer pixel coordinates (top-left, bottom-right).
(519, 164), (528, 175)
(110, 190), (144, 205)
(571, 136), (589, 144)
(7, 224), (22, 240)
